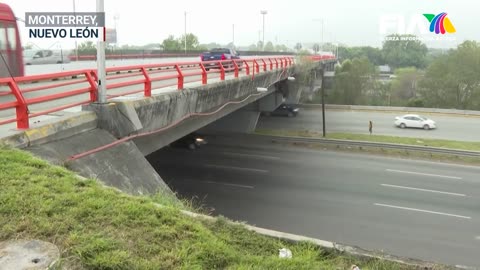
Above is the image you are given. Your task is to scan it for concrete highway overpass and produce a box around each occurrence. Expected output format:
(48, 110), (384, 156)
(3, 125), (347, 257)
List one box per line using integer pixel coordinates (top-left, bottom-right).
(1, 56), (336, 196)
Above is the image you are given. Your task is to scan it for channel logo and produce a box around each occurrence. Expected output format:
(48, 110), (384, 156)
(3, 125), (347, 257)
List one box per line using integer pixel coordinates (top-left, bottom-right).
(423, 13), (456, 34)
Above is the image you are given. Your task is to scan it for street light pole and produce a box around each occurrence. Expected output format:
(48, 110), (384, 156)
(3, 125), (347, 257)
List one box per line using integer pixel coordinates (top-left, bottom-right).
(321, 19), (324, 52)
(73, 0), (78, 61)
(184, 11), (187, 54)
(232, 24), (235, 46)
(96, 0), (106, 103)
(321, 66), (326, 137)
(313, 18), (324, 53)
(260, 10), (267, 51)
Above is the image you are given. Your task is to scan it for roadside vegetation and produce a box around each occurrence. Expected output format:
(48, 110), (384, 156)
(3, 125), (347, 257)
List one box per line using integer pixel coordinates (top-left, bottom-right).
(256, 129), (480, 151)
(0, 146), (445, 269)
(255, 129), (480, 165)
(306, 35), (480, 111)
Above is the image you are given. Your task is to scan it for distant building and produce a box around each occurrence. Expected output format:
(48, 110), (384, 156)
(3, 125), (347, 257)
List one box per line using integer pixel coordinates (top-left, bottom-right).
(377, 65), (394, 83)
(378, 65), (392, 74)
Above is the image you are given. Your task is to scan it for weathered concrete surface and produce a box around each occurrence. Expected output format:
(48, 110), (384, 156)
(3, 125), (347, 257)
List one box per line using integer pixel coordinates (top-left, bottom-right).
(258, 90), (286, 112)
(0, 240), (59, 270)
(83, 69), (295, 156)
(84, 69), (292, 137)
(27, 129), (172, 196)
(0, 111), (97, 149)
(199, 102), (261, 134)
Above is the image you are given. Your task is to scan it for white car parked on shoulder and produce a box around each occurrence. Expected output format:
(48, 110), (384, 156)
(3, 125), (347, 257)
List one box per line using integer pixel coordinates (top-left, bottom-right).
(394, 114), (436, 130)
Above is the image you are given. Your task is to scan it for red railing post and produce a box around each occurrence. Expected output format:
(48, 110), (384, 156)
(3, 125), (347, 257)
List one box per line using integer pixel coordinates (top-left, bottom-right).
(91, 70), (98, 82)
(261, 59), (267, 72)
(200, 63), (208, 84)
(243, 60), (250, 75)
(253, 60), (260, 74)
(8, 80), (29, 129)
(274, 58), (279, 69)
(219, 61), (226, 81)
(85, 71), (98, 102)
(284, 57), (289, 67)
(268, 58), (273, 70)
(289, 57), (293, 66)
(280, 58), (284, 68)
(232, 59), (239, 78)
(141, 67), (152, 97)
(175, 64), (184, 90)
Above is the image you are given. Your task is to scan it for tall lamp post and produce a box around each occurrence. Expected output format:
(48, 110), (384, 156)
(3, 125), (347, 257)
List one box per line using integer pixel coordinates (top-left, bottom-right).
(96, 0), (106, 103)
(184, 11), (187, 54)
(113, 14), (119, 48)
(313, 18), (324, 52)
(232, 24), (235, 46)
(73, 0), (78, 61)
(260, 10), (267, 51)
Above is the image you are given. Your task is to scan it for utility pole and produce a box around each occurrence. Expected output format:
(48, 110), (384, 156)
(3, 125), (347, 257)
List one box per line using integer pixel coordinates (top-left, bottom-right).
(260, 10), (267, 51)
(96, 0), (106, 103)
(232, 24), (235, 46)
(184, 11), (187, 54)
(73, 0), (78, 61)
(321, 66), (326, 137)
(321, 19), (324, 52)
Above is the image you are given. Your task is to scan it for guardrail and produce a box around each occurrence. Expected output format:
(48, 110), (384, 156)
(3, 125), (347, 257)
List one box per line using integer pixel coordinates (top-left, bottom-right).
(1, 56), (306, 129)
(260, 134), (480, 157)
(299, 104), (480, 116)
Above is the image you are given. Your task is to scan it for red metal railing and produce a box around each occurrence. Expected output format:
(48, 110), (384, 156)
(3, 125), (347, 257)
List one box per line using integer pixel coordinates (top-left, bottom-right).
(0, 55), (332, 129)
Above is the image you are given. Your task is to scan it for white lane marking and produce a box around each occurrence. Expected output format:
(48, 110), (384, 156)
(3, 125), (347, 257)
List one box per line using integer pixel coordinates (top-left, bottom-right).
(205, 164), (269, 173)
(203, 181), (254, 189)
(222, 152), (281, 160)
(374, 203), (471, 219)
(381, 184), (466, 197)
(386, 169), (462, 180)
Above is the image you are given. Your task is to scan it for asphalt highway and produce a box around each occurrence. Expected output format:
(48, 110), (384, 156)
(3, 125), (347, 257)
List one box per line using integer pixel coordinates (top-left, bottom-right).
(257, 109), (480, 142)
(147, 134), (480, 268)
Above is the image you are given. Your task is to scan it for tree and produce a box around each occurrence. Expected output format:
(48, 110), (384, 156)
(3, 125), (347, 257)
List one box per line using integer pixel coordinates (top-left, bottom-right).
(248, 44), (258, 51)
(332, 57), (375, 105)
(419, 41), (480, 110)
(338, 46), (383, 65)
(142, 43), (161, 49)
(77, 41), (96, 54)
(275, 44), (289, 52)
(312, 44), (320, 54)
(264, 41), (274, 51)
(294, 43), (302, 51)
(201, 42), (222, 49)
(390, 67), (422, 105)
(177, 33), (200, 50)
(257, 41), (264, 50)
(382, 34), (428, 69)
(161, 35), (181, 51)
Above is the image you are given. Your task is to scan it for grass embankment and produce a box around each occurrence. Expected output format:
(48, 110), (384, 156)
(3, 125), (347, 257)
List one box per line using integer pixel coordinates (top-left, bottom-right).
(256, 129), (480, 164)
(0, 146), (430, 269)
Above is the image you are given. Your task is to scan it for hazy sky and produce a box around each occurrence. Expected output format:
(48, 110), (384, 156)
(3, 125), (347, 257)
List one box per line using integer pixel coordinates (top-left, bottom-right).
(3, 0), (479, 50)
